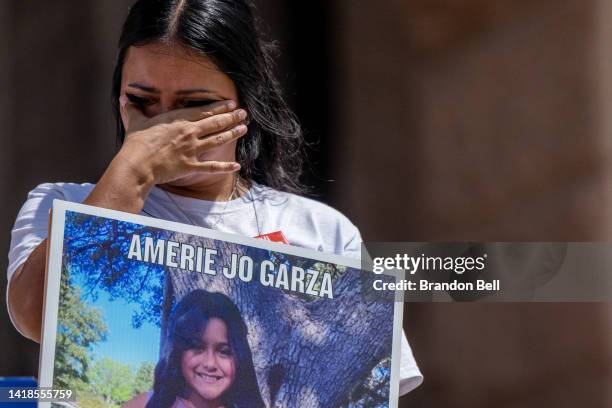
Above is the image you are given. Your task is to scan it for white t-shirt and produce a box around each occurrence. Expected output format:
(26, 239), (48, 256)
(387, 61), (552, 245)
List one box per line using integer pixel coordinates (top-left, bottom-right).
(7, 182), (423, 395)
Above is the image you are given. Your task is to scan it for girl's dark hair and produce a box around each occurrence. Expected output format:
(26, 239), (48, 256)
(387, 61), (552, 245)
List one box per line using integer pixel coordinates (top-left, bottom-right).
(112, 0), (305, 193)
(147, 289), (265, 408)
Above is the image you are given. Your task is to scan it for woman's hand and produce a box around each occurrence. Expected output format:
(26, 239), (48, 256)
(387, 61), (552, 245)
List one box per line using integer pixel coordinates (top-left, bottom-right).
(118, 96), (248, 185)
(84, 99), (247, 214)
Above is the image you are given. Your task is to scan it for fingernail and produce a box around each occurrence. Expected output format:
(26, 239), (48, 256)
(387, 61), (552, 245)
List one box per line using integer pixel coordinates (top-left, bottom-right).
(236, 124), (247, 134)
(119, 95), (128, 108)
(233, 163), (241, 170)
(238, 109), (247, 120)
(227, 100), (237, 110)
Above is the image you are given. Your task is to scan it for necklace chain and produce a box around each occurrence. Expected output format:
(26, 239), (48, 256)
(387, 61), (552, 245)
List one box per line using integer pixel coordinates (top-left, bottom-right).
(141, 175), (262, 236)
(163, 174), (238, 230)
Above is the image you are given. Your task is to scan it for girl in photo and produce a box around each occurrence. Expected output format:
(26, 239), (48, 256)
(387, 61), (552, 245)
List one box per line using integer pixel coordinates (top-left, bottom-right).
(124, 289), (264, 408)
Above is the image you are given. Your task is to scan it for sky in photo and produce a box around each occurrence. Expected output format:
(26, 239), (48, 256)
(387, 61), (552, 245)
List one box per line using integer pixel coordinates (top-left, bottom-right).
(83, 288), (160, 367)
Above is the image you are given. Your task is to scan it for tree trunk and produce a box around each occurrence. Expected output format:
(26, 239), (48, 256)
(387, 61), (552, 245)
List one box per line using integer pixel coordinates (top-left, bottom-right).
(159, 276), (174, 357)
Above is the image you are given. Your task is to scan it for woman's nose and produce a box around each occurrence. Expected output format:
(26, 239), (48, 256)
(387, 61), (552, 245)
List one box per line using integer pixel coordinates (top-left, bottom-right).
(159, 101), (174, 114)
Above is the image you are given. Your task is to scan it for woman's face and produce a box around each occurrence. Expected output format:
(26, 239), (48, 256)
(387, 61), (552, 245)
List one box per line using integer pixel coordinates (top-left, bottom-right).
(120, 42), (240, 187)
(181, 318), (237, 404)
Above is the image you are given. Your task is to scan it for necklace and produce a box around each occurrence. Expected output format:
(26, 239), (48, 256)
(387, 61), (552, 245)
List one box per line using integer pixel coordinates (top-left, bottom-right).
(141, 175), (262, 236)
(163, 175), (238, 229)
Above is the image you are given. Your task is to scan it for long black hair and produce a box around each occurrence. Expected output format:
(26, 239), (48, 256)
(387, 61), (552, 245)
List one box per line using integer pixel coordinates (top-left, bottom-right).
(147, 290), (265, 408)
(112, 0), (306, 193)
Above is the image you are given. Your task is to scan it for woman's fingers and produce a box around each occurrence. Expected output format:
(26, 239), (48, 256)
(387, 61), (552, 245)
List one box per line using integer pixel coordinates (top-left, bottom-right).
(193, 109), (248, 138)
(197, 124), (248, 150)
(159, 100), (237, 124)
(192, 160), (241, 173)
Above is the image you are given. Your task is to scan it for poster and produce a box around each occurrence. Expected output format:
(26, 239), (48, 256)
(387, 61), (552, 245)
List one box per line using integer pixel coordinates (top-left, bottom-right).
(39, 200), (402, 408)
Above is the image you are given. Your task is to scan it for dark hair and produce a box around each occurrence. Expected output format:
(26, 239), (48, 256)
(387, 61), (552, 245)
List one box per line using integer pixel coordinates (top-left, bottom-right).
(147, 290), (265, 408)
(112, 0), (306, 193)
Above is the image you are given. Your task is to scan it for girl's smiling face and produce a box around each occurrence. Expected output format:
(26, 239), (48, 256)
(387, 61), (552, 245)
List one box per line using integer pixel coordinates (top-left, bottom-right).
(181, 318), (236, 405)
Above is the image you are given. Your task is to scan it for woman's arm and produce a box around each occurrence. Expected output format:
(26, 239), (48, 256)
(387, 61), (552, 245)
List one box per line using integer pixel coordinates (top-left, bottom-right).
(7, 99), (247, 342)
(7, 153), (156, 342)
(8, 242), (47, 342)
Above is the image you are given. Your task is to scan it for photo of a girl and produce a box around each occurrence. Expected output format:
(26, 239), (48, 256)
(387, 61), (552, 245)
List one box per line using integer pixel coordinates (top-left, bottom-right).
(124, 290), (265, 408)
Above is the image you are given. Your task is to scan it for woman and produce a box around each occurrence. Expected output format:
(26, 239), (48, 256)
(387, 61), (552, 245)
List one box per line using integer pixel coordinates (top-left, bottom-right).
(124, 290), (264, 408)
(7, 0), (422, 397)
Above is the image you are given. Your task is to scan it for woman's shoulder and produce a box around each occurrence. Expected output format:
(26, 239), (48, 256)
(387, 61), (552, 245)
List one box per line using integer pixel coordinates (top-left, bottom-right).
(24, 181), (95, 202)
(8, 182), (96, 279)
(15, 182), (95, 224)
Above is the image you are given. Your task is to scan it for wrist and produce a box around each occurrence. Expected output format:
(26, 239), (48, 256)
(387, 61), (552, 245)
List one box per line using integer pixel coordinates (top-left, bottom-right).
(112, 147), (157, 190)
(85, 149), (156, 213)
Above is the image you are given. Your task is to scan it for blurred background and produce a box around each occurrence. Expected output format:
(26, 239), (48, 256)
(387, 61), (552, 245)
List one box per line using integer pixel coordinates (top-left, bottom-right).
(2, 0), (612, 406)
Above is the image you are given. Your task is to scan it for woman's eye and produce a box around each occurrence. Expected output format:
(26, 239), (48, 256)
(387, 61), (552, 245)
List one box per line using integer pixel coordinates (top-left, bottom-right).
(126, 93), (156, 106)
(181, 99), (217, 108)
(218, 347), (233, 357)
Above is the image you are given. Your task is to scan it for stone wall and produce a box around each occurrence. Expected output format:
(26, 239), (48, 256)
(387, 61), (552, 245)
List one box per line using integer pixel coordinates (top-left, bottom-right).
(332, 0), (612, 406)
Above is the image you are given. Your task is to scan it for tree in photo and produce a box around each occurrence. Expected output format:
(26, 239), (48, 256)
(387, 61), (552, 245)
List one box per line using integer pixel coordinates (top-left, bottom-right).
(132, 362), (155, 395)
(54, 266), (108, 389)
(63, 212), (168, 329)
(88, 358), (135, 406)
